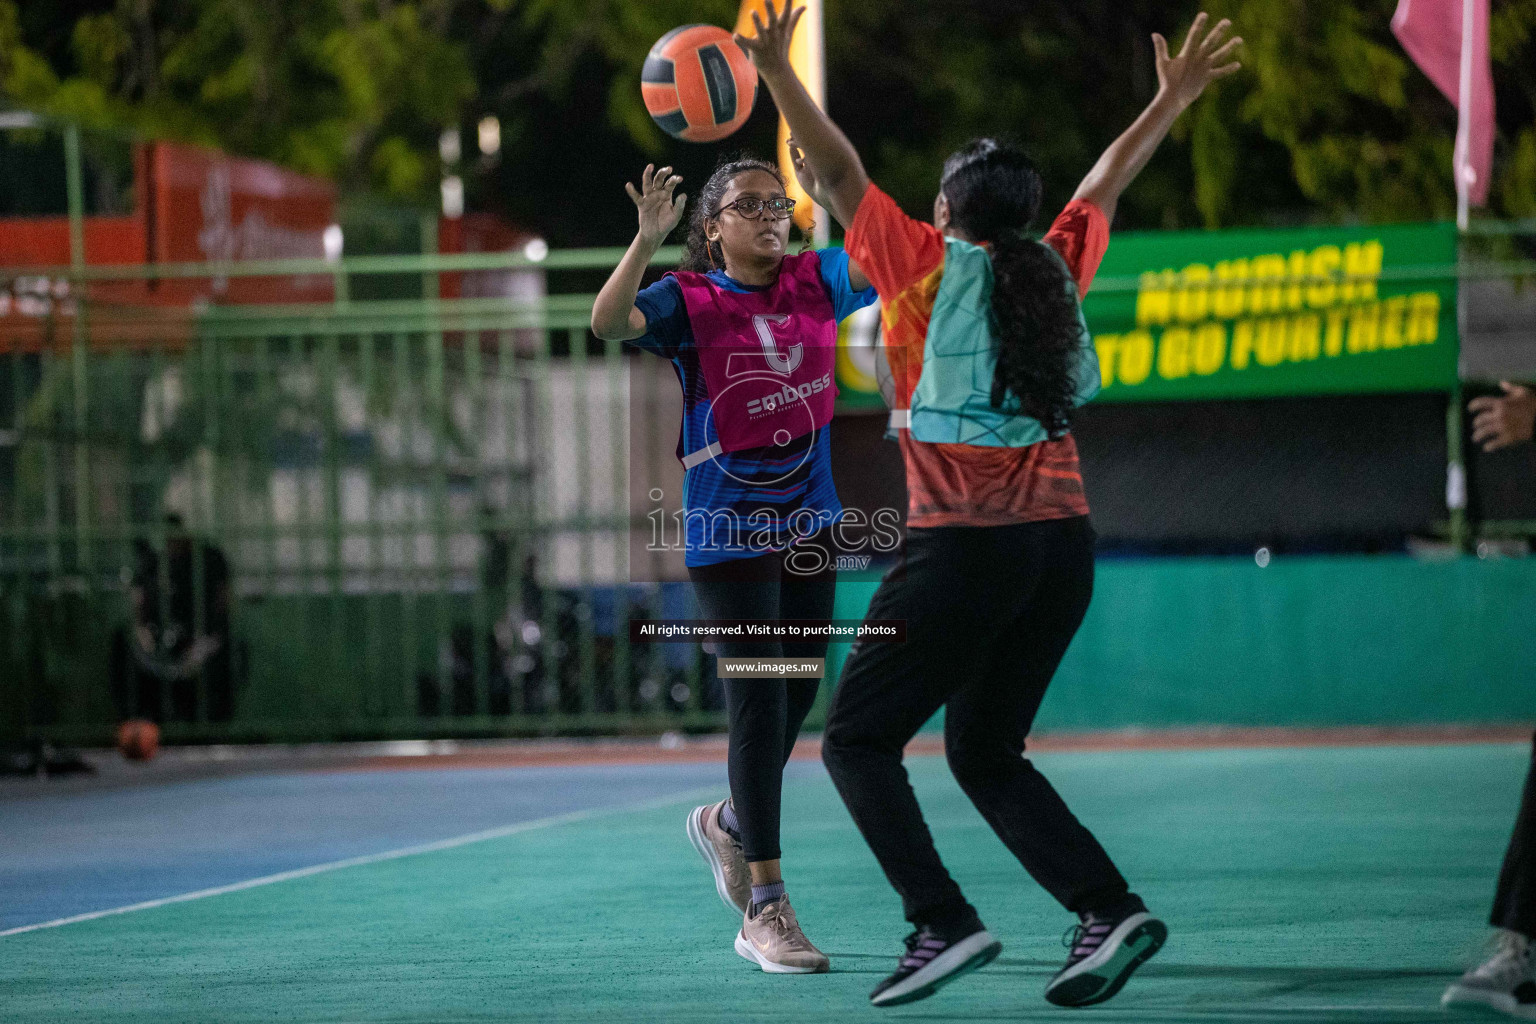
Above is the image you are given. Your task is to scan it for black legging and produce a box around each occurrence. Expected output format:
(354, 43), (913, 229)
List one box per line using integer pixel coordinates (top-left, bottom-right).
(1492, 731), (1536, 938)
(688, 540), (837, 863)
(823, 516), (1131, 933)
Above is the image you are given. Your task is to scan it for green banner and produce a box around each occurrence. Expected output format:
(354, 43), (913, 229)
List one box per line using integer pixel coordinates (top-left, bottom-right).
(833, 222), (1459, 410)
(1084, 221), (1459, 402)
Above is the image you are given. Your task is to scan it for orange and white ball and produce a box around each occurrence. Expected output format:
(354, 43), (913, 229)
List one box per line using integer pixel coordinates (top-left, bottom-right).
(642, 25), (758, 143)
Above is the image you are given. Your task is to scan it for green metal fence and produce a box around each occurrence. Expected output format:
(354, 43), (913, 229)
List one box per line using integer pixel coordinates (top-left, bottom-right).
(4, 114), (1535, 749)
(0, 243), (740, 746)
(6, 241), (1536, 748)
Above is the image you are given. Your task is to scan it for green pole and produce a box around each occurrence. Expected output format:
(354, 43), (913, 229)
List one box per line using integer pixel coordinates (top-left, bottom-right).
(419, 213), (450, 711)
(64, 123), (91, 577)
(63, 124), (85, 270)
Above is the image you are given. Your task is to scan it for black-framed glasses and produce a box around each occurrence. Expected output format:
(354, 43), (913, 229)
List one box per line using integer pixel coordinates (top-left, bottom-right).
(716, 196), (797, 220)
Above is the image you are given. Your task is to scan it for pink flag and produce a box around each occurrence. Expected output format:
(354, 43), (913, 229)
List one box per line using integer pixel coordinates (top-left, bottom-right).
(1391, 0), (1495, 207)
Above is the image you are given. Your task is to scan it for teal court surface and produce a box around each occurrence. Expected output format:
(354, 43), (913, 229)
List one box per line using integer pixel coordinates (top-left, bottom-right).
(1, 740), (1528, 1023)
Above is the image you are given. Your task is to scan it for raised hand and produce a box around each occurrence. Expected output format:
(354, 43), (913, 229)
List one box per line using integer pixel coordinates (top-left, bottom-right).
(1470, 382), (1536, 452)
(1152, 13), (1242, 110)
(626, 164), (686, 246)
(734, 0), (804, 81)
(732, 0), (871, 230)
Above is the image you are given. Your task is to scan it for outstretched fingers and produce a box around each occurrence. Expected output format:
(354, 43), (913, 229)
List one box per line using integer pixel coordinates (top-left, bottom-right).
(785, 5), (805, 39)
(745, 1), (802, 46)
(1198, 17), (1233, 56)
(1179, 12), (1208, 56)
(1207, 35), (1243, 65)
(627, 165), (682, 212)
(763, 0), (793, 32)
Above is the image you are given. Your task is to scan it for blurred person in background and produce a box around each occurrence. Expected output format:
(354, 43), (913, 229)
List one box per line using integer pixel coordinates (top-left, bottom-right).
(109, 515), (235, 725)
(1443, 382), (1536, 1019)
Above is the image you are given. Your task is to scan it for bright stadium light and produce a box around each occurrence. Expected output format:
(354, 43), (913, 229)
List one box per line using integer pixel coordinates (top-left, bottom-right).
(478, 115), (502, 157)
(523, 237), (549, 262)
(438, 127), (461, 165)
(441, 175), (464, 218)
(322, 225), (344, 262)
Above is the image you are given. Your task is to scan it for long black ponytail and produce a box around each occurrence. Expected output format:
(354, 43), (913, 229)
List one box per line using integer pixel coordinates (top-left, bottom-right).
(940, 138), (1086, 439)
(682, 156), (786, 272)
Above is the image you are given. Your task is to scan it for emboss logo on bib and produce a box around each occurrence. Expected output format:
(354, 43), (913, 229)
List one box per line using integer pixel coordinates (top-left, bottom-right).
(746, 372), (832, 416)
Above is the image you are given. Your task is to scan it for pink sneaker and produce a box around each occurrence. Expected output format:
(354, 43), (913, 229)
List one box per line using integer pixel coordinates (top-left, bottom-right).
(686, 800), (750, 914)
(734, 896), (830, 974)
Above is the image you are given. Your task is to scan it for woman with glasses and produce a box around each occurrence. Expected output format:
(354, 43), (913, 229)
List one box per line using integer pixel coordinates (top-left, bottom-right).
(592, 156), (876, 973)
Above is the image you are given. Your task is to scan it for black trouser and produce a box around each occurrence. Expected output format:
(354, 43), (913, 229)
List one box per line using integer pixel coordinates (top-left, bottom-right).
(1492, 731), (1536, 938)
(823, 516), (1130, 933)
(109, 628), (235, 724)
(688, 540), (837, 863)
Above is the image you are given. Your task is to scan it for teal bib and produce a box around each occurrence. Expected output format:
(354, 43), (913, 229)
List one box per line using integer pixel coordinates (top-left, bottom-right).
(894, 237), (1099, 446)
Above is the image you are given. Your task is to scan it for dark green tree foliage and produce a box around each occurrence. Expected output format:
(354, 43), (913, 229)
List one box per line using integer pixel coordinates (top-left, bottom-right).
(1, 0), (476, 198)
(1192, 0), (1536, 225)
(2, 0), (1533, 242)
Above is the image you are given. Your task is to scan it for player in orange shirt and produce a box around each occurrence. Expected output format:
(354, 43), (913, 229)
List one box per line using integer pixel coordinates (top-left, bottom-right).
(738, 2), (1240, 1008)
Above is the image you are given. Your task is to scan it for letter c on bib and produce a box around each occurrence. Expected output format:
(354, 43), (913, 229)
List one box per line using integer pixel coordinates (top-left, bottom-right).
(753, 314), (803, 374)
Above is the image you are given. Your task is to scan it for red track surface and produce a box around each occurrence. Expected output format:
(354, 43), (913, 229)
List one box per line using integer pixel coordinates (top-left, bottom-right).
(337, 723), (1533, 773)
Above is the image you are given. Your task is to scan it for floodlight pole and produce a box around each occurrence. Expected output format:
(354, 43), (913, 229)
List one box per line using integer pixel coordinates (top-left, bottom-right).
(808, 0), (828, 247)
(759, 0), (828, 247)
(1447, 0), (1474, 553)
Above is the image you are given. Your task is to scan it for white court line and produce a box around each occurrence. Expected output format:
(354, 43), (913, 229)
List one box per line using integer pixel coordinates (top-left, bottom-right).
(1082, 1008), (1448, 1016)
(1, 784), (719, 939)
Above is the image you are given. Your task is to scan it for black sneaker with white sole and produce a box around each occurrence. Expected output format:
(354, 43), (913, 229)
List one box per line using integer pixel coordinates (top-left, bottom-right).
(869, 922), (1003, 1008)
(1043, 900), (1167, 1007)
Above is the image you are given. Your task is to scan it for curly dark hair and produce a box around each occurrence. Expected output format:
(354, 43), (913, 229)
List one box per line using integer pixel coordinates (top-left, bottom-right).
(681, 155), (787, 273)
(940, 138), (1087, 439)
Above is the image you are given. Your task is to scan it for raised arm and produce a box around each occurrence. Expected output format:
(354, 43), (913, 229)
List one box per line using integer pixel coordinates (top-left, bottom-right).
(1072, 13), (1241, 223)
(591, 164), (687, 342)
(786, 137), (871, 291)
(736, 2), (871, 231)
